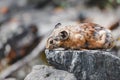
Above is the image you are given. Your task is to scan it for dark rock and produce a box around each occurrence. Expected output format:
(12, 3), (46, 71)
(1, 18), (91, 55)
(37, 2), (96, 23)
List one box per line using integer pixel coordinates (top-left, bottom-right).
(24, 65), (76, 80)
(45, 49), (120, 80)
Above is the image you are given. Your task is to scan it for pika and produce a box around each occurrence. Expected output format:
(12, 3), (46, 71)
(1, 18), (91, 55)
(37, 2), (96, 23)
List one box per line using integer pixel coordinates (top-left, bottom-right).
(46, 23), (114, 50)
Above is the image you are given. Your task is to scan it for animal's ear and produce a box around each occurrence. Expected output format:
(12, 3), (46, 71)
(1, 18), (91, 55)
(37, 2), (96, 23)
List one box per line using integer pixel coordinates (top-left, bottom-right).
(59, 31), (69, 40)
(55, 23), (61, 28)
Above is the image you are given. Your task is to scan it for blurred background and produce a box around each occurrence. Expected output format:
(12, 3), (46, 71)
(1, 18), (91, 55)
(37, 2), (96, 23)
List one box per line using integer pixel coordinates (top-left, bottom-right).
(0, 0), (120, 80)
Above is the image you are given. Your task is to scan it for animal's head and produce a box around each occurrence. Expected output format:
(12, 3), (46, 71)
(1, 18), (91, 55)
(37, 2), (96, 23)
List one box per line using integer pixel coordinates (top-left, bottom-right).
(46, 23), (70, 49)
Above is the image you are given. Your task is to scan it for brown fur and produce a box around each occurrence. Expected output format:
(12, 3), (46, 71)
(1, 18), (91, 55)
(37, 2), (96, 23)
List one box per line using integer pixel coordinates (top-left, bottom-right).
(46, 23), (114, 50)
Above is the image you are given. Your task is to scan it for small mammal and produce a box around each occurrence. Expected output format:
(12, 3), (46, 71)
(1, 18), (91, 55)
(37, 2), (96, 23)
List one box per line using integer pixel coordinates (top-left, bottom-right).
(46, 23), (114, 50)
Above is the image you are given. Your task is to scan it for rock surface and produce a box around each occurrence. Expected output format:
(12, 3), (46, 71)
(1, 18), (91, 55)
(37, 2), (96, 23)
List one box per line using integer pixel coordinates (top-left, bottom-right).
(24, 65), (76, 80)
(45, 49), (120, 80)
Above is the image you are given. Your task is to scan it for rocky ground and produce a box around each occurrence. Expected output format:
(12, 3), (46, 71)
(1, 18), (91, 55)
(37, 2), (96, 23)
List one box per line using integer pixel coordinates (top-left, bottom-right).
(0, 0), (120, 80)
(24, 50), (120, 80)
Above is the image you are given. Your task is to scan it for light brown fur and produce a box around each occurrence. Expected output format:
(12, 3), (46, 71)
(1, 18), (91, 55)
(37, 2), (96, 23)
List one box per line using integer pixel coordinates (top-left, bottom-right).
(46, 23), (114, 50)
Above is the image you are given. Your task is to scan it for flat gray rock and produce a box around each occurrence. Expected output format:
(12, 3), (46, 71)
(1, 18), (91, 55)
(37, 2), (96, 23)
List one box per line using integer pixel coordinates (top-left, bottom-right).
(24, 65), (76, 80)
(45, 49), (120, 80)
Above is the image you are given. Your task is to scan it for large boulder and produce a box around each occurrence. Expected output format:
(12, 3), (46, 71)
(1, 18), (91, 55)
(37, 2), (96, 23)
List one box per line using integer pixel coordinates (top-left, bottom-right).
(45, 49), (120, 80)
(24, 65), (76, 80)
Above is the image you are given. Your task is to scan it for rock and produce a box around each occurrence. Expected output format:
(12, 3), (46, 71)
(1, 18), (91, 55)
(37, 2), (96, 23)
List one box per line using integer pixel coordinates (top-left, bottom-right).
(4, 78), (16, 80)
(24, 65), (76, 80)
(45, 49), (120, 80)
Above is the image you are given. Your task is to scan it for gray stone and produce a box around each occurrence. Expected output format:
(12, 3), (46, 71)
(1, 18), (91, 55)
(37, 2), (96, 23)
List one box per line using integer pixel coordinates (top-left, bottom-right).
(45, 49), (120, 80)
(4, 78), (16, 80)
(24, 65), (76, 80)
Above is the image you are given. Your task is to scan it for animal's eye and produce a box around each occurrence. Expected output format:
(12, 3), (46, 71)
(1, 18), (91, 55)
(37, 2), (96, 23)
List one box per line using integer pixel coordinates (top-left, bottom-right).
(48, 37), (54, 44)
(50, 40), (53, 44)
(59, 31), (69, 40)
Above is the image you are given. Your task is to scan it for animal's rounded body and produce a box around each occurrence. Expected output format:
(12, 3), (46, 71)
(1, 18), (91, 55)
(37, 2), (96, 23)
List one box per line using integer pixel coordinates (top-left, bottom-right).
(46, 23), (114, 50)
